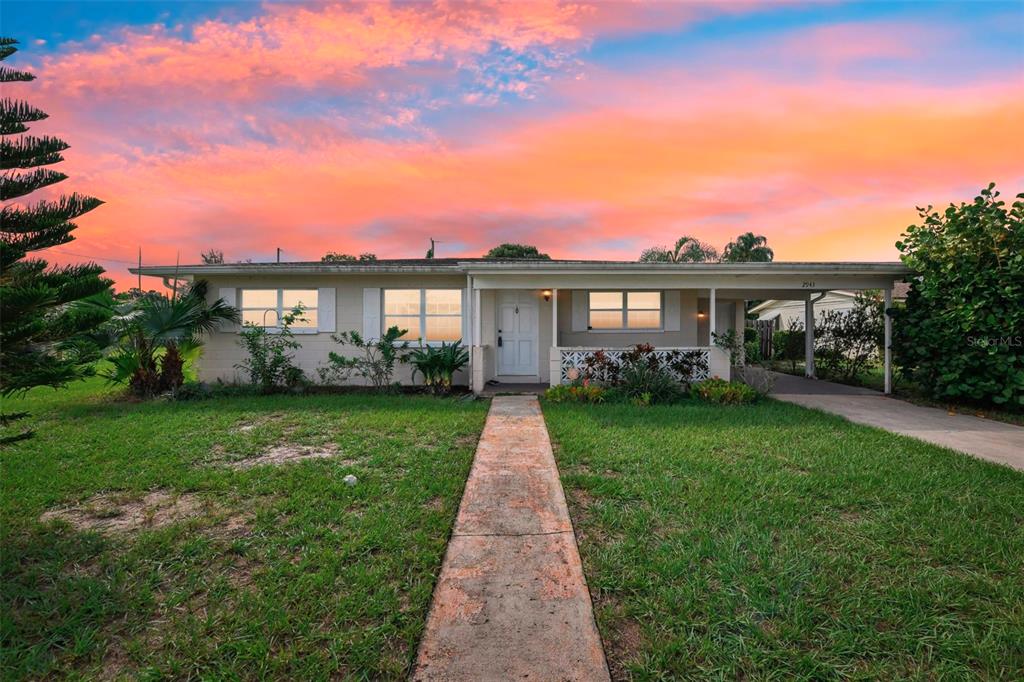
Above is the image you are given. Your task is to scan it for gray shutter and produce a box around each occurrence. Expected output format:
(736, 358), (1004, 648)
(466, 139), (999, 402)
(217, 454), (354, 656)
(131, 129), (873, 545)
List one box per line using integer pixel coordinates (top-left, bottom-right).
(317, 287), (336, 333)
(362, 288), (381, 341)
(218, 288), (238, 331)
(462, 287), (471, 345)
(663, 290), (680, 331)
(571, 290), (587, 332)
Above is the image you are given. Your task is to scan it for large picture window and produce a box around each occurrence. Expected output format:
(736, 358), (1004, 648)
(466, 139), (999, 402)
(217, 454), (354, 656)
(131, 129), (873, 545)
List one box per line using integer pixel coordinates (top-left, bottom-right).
(588, 291), (661, 330)
(384, 289), (462, 343)
(240, 289), (318, 329)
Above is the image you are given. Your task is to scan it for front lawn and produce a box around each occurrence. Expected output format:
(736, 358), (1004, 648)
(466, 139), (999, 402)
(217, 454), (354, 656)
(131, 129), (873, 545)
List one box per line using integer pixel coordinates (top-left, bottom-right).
(544, 399), (1024, 680)
(1, 379), (488, 680)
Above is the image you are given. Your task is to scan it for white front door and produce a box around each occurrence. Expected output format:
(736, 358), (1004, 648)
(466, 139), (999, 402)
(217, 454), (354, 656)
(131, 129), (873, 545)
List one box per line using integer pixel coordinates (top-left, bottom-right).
(496, 290), (539, 376)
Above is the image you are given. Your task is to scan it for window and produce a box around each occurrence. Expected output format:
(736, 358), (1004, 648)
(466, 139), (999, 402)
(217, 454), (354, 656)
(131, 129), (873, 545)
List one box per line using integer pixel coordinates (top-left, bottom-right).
(384, 289), (462, 343)
(588, 291), (661, 330)
(240, 289), (318, 329)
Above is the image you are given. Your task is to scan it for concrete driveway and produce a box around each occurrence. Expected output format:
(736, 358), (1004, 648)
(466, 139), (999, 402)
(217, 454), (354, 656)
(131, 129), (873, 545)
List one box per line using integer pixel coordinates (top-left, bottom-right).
(769, 372), (1024, 472)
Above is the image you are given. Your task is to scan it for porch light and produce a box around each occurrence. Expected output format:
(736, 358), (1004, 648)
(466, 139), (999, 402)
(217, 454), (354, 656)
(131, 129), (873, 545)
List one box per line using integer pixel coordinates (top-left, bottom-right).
(697, 311), (706, 319)
(542, 290), (552, 302)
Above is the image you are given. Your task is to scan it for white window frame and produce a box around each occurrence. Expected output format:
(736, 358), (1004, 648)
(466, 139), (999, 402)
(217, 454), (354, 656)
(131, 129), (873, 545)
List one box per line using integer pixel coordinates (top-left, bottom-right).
(383, 288), (464, 346)
(239, 288), (319, 334)
(587, 290), (663, 332)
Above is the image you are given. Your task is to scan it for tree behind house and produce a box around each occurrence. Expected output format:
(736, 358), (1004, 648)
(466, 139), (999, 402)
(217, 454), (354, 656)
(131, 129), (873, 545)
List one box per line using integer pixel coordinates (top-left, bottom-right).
(483, 243), (551, 259)
(721, 232), (773, 262)
(0, 38), (111, 442)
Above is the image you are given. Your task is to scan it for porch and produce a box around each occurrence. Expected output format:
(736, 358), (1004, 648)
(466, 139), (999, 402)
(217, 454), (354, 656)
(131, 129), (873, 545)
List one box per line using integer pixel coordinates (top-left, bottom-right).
(461, 262), (907, 395)
(467, 288), (738, 393)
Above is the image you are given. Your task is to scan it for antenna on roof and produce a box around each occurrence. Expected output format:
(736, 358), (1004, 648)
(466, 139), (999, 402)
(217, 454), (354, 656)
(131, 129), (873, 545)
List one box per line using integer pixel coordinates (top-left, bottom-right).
(137, 247), (142, 292)
(276, 247), (282, 263)
(426, 238), (441, 259)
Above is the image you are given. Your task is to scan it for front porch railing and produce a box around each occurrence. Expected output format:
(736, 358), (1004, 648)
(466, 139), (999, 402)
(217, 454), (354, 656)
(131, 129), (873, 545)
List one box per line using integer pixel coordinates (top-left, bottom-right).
(557, 347), (711, 384)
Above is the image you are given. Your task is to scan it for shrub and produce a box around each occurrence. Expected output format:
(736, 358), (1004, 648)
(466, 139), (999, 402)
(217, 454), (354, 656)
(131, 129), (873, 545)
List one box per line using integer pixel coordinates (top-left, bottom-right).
(544, 383), (606, 404)
(322, 326), (409, 390)
(691, 377), (760, 405)
(616, 346), (681, 404)
(893, 184), (1024, 408)
(407, 340), (469, 394)
(773, 319), (805, 372)
(236, 306), (307, 393)
(813, 292), (884, 382)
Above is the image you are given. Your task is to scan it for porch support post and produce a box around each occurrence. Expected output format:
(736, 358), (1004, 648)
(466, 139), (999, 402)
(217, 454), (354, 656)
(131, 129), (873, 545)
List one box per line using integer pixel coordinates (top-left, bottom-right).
(474, 288), (482, 347)
(884, 287), (892, 394)
(552, 288), (558, 347)
(805, 295), (815, 378)
(471, 287), (484, 394)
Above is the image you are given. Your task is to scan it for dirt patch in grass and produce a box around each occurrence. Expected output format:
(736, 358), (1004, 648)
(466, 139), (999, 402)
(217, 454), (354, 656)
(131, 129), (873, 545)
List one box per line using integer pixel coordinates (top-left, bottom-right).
(40, 491), (210, 534)
(423, 496), (444, 512)
(223, 443), (342, 469)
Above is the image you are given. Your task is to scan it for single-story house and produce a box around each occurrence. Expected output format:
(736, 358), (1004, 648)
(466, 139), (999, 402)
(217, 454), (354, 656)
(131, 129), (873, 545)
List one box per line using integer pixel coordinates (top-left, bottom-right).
(750, 282), (910, 328)
(132, 259), (911, 393)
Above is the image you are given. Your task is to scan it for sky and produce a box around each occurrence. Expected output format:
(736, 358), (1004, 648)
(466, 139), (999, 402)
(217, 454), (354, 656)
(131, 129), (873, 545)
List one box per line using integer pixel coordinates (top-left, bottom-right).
(3, 0), (1023, 289)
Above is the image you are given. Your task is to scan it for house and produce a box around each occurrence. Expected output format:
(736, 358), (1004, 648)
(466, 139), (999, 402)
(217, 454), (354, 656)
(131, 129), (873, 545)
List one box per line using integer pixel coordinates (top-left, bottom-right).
(750, 282), (910, 328)
(131, 259), (911, 393)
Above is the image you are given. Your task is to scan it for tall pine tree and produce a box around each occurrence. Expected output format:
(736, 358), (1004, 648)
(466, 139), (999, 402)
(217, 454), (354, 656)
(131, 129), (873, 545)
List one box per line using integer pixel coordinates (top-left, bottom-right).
(1, 38), (112, 443)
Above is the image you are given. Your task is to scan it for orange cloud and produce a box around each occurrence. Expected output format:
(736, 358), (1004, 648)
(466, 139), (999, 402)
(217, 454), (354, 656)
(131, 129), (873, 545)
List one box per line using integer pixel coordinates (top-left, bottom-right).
(43, 68), (1023, 289)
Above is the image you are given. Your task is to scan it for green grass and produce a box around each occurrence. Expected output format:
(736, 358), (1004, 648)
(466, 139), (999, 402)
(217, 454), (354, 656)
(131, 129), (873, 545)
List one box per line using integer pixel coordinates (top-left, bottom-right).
(544, 399), (1024, 680)
(1, 378), (488, 680)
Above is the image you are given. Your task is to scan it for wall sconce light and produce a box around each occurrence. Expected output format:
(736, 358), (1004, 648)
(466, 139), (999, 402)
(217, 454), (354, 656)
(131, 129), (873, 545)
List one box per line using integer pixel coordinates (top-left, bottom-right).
(697, 311), (706, 319)
(542, 290), (552, 302)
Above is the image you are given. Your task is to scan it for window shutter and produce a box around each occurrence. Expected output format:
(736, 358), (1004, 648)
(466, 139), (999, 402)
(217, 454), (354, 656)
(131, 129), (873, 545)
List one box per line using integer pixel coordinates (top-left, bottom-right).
(362, 288), (381, 341)
(664, 290), (681, 331)
(571, 290), (587, 332)
(218, 288), (238, 331)
(317, 287), (336, 333)
(462, 287), (471, 345)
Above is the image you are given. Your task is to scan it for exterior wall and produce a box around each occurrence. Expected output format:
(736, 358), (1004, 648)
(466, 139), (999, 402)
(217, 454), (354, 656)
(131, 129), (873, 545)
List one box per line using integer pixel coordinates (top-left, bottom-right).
(754, 293), (855, 327)
(555, 290), (727, 347)
(196, 273), (469, 386)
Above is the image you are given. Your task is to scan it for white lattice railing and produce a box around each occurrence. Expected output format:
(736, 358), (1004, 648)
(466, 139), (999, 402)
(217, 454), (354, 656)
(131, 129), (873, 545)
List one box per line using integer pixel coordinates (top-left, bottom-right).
(558, 347), (711, 384)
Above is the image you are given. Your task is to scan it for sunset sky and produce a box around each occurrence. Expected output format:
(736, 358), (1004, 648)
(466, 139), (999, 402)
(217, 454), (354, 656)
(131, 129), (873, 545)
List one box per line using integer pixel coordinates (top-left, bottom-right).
(4, 0), (1023, 289)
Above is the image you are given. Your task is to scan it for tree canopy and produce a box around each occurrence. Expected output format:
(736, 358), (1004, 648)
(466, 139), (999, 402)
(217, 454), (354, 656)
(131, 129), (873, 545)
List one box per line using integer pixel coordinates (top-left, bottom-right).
(0, 37), (111, 442)
(200, 248), (224, 264)
(322, 252), (377, 263)
(483, 243), (551, 259)
(639, 232), (772, 263)
(721, 232), (774, 263)
(639, 236), (719, 263)
(893, 184), (1023, 407)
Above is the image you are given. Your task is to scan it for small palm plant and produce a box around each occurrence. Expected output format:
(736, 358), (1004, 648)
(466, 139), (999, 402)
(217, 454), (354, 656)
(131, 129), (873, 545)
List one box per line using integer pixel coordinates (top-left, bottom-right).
(103, 280), (239, 397)
(408, 340), (469, 395)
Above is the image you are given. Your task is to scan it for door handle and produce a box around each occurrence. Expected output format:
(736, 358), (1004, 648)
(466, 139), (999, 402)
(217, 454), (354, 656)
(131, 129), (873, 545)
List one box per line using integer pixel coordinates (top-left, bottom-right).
(497, 336), (503, 347)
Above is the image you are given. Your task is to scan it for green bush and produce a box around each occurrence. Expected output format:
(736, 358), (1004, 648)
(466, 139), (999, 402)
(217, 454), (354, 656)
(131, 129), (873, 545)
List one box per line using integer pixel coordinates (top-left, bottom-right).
(544, 383), (606, 404)
(407, 340), (469, 394)
(236, 306), (307, 393)
(893, 184), (1024, 408)
(691, 377), (760, 405)
(773, 320), (805, 372)
(617, 357), (681, 404)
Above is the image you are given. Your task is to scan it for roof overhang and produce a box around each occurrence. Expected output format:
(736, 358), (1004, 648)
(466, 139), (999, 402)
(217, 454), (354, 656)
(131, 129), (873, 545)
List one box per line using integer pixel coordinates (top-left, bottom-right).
(130, 261), (911, 293)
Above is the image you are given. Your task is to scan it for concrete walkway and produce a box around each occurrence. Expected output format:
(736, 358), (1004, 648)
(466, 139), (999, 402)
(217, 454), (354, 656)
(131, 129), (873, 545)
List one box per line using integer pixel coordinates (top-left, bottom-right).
(770, 372), (1024, 471)
(412, 396), (609, 681)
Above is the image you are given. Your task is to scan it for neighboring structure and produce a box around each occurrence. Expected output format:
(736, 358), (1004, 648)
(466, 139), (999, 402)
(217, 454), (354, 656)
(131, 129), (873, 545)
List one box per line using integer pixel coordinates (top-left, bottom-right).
(751, 283), (910, 327)
(131, 259), (911, 394)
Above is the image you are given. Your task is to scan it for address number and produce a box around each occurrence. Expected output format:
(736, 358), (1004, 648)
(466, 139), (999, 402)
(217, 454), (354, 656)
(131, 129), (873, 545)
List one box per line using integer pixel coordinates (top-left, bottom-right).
(801, 281), (816, 288)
